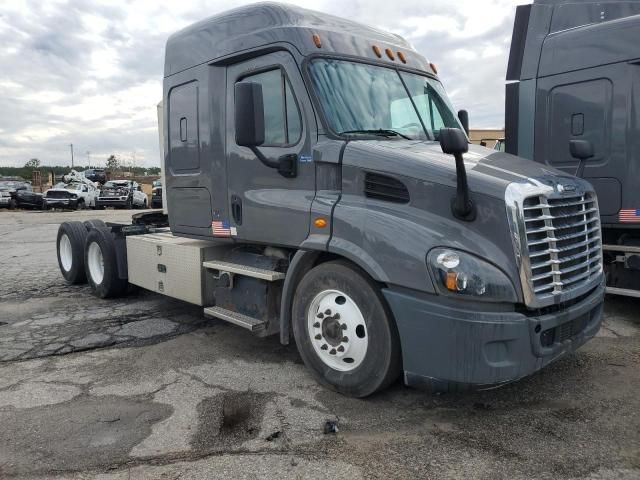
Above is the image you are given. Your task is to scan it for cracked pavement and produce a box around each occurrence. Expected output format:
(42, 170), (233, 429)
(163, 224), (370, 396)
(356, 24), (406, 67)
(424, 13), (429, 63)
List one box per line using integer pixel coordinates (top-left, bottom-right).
(0, 209), (639, 479)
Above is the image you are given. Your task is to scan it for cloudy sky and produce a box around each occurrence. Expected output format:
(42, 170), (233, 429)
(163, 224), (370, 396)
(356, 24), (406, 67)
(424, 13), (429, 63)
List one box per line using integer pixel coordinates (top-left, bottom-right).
(0, 0), (523, 168)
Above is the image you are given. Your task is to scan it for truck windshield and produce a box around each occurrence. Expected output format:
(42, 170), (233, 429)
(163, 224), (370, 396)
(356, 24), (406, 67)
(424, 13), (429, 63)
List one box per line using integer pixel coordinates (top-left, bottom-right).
(308, 59), (461, 141)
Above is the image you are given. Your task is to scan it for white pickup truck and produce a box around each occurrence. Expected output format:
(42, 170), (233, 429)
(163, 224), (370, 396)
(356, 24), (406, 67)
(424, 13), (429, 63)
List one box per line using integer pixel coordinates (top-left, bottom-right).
(43, 171), (99, 210)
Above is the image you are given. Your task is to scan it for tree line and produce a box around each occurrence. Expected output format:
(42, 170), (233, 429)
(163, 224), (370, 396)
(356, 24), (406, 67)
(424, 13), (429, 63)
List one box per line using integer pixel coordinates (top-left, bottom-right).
(0, 156), (161, 181)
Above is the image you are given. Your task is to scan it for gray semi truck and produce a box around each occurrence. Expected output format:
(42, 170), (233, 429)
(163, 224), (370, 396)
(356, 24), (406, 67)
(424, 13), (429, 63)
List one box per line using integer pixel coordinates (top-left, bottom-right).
(505, 0), (640, 297)
(55, 3), (605, 397)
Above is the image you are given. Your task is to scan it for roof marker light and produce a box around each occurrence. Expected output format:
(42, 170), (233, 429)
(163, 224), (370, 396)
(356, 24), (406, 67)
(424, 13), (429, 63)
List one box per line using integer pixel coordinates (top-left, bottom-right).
(430, 62), (438, 75)
(312, 34), (322, 48)
(385, 48), (395, 60)
(397, 51), (407, 63)
(372, 45), (382, 58)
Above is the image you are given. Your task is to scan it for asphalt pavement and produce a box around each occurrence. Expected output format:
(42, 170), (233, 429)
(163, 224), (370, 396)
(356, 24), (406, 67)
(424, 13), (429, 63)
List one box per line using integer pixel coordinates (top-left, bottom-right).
(0, 209), (638, 479)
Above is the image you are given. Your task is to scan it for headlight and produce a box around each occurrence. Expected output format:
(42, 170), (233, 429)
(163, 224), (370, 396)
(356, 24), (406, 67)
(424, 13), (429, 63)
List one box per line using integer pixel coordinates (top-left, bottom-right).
(427, 248), (517, 302)
(71, 194), (77, 199)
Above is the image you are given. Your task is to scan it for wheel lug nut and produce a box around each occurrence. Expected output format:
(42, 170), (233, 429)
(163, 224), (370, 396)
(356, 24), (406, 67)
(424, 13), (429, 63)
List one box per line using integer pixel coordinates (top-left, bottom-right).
(313, 322), (320, 328)
(324, 309), (332, 315)
(333, 313), (340, 320)
(317, 313), (324, 319)
(329, 349), (336, 355)
(321, 344), (328, 350)
(337, 345), (344, 352)
(315, 334), (322, 340)
(342, 336), (348, 343)
(341, 324), (347, 330)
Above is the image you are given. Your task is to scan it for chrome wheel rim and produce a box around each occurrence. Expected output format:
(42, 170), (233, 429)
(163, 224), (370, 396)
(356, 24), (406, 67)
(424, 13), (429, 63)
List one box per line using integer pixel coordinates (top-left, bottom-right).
(87, 241), (104, 285)
(59, 234), (73, 272)
(307, 289), (368, 372)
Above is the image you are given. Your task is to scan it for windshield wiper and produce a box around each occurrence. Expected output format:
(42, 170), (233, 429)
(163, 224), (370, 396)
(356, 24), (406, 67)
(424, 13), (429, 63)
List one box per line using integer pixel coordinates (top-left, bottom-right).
(339, 129), (411, 140)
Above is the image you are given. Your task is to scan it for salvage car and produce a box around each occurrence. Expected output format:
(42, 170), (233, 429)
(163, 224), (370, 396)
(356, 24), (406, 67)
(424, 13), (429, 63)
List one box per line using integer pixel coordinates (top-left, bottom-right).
(151, 180), (162, 208)
(96, 180), (147, 209)
(83, 168), (107, 184)
(44, 181), (98, 210)
(0, 181), (43, 209)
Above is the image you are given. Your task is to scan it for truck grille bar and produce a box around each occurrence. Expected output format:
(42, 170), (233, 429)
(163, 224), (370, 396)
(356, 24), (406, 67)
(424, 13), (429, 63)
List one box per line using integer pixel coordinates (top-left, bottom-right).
(506, 182), (603, 308)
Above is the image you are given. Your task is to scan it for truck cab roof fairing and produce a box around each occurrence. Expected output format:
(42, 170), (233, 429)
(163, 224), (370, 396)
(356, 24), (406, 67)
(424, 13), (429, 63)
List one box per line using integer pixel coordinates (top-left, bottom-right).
(164, 2), (427, 76)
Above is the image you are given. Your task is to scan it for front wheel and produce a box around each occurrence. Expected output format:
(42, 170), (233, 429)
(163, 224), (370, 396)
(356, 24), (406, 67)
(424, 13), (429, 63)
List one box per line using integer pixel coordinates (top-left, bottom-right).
(292, 261), (401, 397)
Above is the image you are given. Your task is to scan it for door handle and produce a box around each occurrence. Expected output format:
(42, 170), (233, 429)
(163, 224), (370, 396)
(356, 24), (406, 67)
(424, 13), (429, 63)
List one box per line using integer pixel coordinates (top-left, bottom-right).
(231, 195), (242, 225)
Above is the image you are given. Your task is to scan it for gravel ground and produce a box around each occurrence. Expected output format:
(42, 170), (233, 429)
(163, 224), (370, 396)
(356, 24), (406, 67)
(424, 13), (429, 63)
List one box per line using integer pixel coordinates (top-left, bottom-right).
(0, 209), (638, 479)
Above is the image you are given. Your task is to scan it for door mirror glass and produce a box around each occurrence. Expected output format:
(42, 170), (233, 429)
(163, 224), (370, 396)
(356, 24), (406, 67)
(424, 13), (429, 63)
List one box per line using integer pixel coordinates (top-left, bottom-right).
(82, 185), (88, 192)
(235, 82), (265, 147)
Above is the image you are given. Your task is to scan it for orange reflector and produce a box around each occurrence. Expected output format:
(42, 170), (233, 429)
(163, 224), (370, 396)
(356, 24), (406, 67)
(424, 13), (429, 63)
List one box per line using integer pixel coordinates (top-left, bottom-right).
(312, 34), (322, 48)
(397, 51), (407, 63)
(430, 62), (438, 75)
(445, 272), (457, 291)
(372, 45), (382, 58)
(385, 48), (395, 60)
(314, 218), (328, 229)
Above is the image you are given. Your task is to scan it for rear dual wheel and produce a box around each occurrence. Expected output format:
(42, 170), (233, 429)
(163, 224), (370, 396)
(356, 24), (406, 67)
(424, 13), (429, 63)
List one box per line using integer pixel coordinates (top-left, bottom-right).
(57, 222), (89, 284)
(56, 221), (127, 298)
(85, 228), (128, 298)
(292, 261), (401, 397)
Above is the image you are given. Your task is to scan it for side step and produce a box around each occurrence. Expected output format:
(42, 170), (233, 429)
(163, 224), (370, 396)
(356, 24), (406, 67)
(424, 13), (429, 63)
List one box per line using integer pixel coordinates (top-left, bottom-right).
(203, 260), (285, 281)
(605, 286), (640, 299)
(204, 306), (267, 332)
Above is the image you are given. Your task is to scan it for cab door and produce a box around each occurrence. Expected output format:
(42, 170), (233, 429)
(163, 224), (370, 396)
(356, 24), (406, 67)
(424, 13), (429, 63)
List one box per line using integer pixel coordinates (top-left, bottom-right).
(225, 51), (316, 246)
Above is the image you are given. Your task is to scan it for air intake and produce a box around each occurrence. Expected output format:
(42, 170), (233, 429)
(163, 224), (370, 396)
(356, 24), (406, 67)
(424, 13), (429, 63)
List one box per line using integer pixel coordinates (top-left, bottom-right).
(364, 173), (409, 204)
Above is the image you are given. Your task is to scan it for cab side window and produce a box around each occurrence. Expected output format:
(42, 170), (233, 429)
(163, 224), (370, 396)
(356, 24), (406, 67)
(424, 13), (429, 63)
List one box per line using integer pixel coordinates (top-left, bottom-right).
(240, 69), (301, 146)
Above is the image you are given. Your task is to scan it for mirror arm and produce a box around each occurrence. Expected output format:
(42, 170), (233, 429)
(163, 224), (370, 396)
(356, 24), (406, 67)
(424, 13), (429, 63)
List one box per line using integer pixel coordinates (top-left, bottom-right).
(452, 153), (476, 221)
(250, 146), (279, 169)
(250, 147), (298, 178)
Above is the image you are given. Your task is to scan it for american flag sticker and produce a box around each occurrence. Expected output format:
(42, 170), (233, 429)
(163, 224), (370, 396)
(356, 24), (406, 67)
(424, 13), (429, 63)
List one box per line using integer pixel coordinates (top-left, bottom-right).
(211, 220), (237, 237)
(619, 209), (640, 223)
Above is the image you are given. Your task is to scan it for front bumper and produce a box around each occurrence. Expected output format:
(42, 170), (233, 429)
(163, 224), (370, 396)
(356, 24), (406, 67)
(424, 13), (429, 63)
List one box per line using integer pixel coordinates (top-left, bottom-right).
(97, 197), (128, 207)
(45, 198), (78, 208)
(0, 197), (10, 206)
(383, 279), (605, 392)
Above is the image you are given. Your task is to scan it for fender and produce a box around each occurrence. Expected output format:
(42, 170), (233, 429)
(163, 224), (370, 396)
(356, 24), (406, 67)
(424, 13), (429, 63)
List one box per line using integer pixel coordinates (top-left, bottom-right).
(279, 249), (321, 345)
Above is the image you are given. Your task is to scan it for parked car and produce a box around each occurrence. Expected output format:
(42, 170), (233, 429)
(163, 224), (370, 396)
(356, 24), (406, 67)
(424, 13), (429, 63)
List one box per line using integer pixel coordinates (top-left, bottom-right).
(151, 180), (162, 208)
(96, 180), (147, 209)
(0, 181), (43, 209)
(44, 181), (99, 210)
(83, 168), (107, 184)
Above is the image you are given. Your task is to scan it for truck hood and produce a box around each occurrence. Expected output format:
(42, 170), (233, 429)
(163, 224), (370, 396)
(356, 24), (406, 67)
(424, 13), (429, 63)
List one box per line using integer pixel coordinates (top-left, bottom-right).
(343, 140), (579, 199)
(46, 188), (76, 194)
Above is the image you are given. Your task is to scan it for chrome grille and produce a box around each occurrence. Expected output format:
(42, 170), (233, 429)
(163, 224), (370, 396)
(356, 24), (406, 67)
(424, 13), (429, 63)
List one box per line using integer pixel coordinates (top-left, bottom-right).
(506, 182), (603, 308)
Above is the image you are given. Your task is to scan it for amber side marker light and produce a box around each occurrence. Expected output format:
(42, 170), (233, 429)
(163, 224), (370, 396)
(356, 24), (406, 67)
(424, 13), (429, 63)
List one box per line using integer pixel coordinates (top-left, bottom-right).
(314, 218), (328, 228)
(312, 34), (322, 48)
(385, 48), (395, 60)
(372, 45), (382, 58)
(430, 62), (438, 75)
(397, 51), (407, 63)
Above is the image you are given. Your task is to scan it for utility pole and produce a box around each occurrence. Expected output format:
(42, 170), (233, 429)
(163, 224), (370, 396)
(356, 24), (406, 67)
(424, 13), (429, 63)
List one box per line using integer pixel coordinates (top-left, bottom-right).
(86, 151), (91, 169)
(69, 143), (74, 169)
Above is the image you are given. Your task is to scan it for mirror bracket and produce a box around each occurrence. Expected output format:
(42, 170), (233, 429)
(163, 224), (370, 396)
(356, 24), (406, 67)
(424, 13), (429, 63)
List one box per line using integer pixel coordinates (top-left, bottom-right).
(249, 148), (297, 178)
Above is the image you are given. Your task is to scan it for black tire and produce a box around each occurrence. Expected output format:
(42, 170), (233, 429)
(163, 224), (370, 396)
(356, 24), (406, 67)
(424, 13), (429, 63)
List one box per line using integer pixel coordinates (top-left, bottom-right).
(76, 199), (86, 210)
(125, 197), (132, 209)
(142, 198), (148, 209)
(8, 198), (17, 210)
(56, 221), (89, 284)
(83, 219), (106, 230)
(84, 227), (128, 298)
(292, 260), (401, 397)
